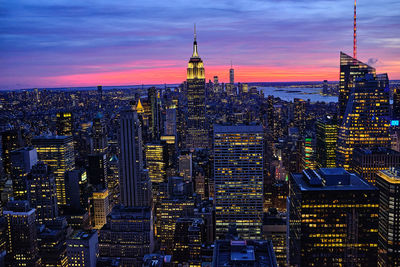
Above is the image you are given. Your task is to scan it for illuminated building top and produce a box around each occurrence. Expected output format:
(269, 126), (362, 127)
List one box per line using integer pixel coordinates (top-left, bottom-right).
(187, 24), (205, 80)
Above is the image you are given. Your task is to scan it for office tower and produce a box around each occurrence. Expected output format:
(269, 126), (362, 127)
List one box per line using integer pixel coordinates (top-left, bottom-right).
(316, 115), (337, 168)
(301, 134), (316, 170)
(376, 169), (400, 267)
(179, 153), (192, 182)
(32, 135), (75, 205)
(148, 87), (162, 140)
(37, 217), (69, 267)
(87, 152), (108, 189)
(10, 147), (38, 199)
(337, 71), (391, 170)
(213, 239), (277, 267)
(229, 62), (234, 84)
(56, 112), (73, 136)
(107, 155), (120, 207)
(172, 218), (204, 266)
(3, 201), (40, 266)
(145, 143), (166, 184)
(272, 104), (285, 140)
(67, 230), (98, 267)
(160, 135), (177, 175)
(288, 168), (379, 266)
(97, 85), (103, 108)
(1, 128), (24, 175)
(263, 209), (286, 267)
(99, 206), (153, 266)
(393, 87), (400, 120)
(186, 26), (208, 149)
(293, 98), (306, 135)
(91, 112), (108, 153)
(351, 147), (400, 185)
(119, 109), (151, 207)
(338, 52), (375, 122)
(214, 125), (264, 240)
(27, 162), (58, 224)
(91, 188), (110, 229)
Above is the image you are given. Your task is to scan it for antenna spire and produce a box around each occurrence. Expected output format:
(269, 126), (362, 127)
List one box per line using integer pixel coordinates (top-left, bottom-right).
(231, 60), (232, 68)
(192, 23), (199, 57)
(353, 0), (357, 59)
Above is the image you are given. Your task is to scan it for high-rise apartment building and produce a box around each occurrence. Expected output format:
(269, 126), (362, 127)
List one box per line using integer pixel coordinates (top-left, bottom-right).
(288, 168), (379, 266)
(337, 70), (390, 170)
(32, 135), (75, 205)
(376, 169), (400, 267)
(186, 26), (208, 149)
(27, 162), (58, 224)
(316, 115), (337, 168)
(214, 125), (264, 240)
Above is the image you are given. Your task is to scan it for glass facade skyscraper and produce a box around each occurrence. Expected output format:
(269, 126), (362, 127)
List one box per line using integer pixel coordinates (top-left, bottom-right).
(338, 52), (375, 123)
(337, 59), (390, 170)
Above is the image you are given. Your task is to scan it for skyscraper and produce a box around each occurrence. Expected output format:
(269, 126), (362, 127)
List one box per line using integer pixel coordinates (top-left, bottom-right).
(214, 125), (264, 239)
(338, 52), (375, 122)
(288, 168), (379, 266)
(87, 152), (108, 189)
(293, 98), (306, 135)
(32, 135), (75, 205)
(337, 70), (391, 170)
(376, 169), (400, 267)
(1, 128), (24, 175)
(27, 162), (58, 224)
(316, 115), (337, 168)
(56, 112), (73, 136)
(66, 230), (98, 267)
(229, 62), (234, 84)
(91, 112), (108, 153)
(119, 109), (151, 207)
(10, 147), (38, 199)
(186, 26), (208, 149)
(4, 201), (41, 266)
(148, 87), (162, 140)
(351, 147), (400, 185)
(98, 206), (153, 266)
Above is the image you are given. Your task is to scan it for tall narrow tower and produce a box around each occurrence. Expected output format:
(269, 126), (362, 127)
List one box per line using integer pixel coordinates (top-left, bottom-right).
(186, 24), (208, 149)
(229, 61), (234, 84)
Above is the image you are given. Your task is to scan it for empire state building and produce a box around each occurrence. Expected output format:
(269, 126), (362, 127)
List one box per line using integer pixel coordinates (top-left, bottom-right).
(185, 26), (209, 149)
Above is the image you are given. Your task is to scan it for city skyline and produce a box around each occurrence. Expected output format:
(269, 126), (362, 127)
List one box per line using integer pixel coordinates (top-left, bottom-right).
(1, 0), (399, 89)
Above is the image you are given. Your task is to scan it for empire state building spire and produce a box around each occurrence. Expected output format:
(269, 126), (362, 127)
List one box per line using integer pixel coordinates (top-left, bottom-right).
(192, 23), (199, 58)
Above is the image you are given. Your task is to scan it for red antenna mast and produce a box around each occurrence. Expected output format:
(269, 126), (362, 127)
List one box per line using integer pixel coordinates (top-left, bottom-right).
(353, 0), (357, 59)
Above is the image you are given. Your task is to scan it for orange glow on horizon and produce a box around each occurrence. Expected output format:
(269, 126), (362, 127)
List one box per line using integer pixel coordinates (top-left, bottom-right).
(40, 63), (400, 88)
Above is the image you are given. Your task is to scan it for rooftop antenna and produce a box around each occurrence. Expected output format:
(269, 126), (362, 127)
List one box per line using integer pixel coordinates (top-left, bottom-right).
(231, 60), (233, 69)
(353, 0), (357, 59)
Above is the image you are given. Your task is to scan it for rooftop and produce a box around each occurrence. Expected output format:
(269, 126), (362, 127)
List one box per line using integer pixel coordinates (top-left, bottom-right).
(353, 147), (400, 155)
(213, 124), (263, 134)
(213, 239), (277, 267)
(292, 168), (376, 191)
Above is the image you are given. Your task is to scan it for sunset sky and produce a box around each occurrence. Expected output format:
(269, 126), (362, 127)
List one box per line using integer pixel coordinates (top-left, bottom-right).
(1, 0), (399, 89)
